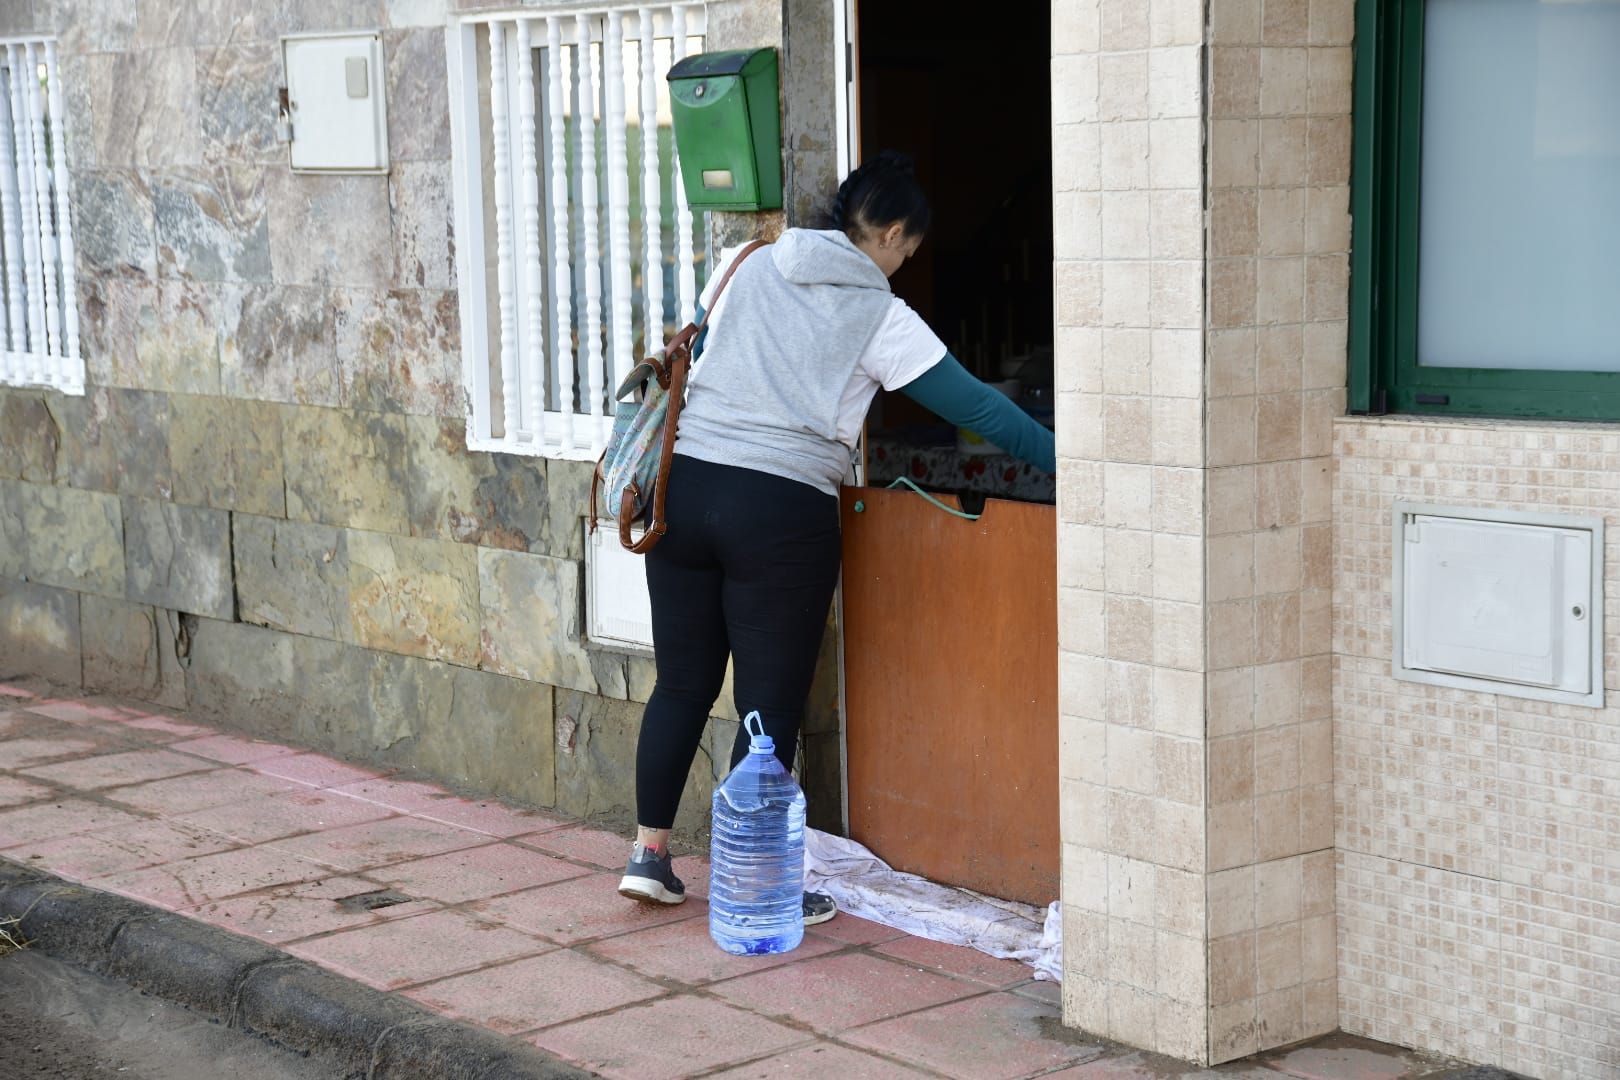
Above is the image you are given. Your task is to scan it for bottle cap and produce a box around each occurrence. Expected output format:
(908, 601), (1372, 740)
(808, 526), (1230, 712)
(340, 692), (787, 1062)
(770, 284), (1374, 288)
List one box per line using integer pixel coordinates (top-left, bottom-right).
(743, 711), (774, 754)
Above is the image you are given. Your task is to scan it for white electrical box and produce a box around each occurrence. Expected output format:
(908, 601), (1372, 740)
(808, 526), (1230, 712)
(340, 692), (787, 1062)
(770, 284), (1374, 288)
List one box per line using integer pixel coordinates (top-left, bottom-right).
(1394, 503), (1603, 706)
(282, 32), (389, 173)
(585, 523), (655, 653)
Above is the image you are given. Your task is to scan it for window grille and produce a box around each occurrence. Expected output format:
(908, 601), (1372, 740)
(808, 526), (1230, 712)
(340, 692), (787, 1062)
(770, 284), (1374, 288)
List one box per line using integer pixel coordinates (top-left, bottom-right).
(0, 38), (82, 395)
(447, 5), (709, 460)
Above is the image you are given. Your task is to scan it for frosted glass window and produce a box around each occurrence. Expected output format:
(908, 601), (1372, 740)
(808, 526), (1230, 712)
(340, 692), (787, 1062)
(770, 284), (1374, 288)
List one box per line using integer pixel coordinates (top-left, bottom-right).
(1418, 0), (1620, 372)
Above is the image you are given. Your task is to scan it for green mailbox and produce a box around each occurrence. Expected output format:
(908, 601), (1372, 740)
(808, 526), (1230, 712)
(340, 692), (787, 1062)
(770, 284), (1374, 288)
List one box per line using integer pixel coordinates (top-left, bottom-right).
(667, 48), (782, 212)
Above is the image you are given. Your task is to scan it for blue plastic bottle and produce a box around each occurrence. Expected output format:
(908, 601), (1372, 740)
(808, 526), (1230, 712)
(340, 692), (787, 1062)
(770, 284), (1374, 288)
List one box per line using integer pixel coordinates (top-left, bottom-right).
(709, 712), (806, 956)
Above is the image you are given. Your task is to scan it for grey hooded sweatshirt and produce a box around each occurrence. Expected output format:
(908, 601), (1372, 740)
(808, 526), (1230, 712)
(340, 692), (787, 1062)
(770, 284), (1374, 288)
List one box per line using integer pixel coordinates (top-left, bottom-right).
(674, 229), (894, 496)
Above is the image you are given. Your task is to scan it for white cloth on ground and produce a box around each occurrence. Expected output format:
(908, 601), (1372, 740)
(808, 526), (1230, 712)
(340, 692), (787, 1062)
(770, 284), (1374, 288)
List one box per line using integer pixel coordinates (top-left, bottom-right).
(803, 827), (1062, 981)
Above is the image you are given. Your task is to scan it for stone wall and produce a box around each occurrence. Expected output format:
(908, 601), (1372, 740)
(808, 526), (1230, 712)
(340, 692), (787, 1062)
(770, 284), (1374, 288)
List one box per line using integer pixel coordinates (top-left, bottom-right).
(1334, 418), (1620, 1080)
(0, 0), (830, 842)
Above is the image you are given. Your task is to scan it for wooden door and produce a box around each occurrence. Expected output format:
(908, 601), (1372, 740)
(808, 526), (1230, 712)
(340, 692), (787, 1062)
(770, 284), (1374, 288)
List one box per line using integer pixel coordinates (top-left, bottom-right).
(840, 487), (1059, 905)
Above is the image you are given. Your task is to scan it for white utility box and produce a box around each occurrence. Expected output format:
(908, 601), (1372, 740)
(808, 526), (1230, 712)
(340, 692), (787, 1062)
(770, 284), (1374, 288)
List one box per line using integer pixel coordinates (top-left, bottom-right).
(1393, 503), (1603, 706)
(585, 522), (655, 653)
(282, 32), (389, 173)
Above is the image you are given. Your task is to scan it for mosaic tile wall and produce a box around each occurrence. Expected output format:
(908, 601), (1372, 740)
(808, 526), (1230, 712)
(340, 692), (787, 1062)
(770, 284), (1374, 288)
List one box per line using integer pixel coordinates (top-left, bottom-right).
(1334, 418), (1620, 1080)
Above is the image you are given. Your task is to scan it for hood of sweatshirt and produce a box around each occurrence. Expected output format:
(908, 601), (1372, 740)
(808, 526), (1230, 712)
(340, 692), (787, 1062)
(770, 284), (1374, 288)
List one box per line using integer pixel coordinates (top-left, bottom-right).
(770, 228), (892, 292)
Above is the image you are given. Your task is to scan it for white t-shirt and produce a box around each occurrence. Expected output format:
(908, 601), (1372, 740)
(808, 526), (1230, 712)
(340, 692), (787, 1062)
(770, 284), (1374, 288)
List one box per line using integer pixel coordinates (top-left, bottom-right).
(695, 243), (947, 448)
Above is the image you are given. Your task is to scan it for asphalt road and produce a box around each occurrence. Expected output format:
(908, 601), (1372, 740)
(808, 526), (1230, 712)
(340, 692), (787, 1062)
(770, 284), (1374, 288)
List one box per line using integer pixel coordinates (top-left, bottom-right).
(0, 947), (345, 1080)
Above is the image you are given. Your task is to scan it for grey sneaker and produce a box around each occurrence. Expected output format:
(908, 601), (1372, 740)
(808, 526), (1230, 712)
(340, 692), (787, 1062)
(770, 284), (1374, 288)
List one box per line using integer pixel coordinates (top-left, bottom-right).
(803, 890), (837, 926)
(618, 843), (686, 906)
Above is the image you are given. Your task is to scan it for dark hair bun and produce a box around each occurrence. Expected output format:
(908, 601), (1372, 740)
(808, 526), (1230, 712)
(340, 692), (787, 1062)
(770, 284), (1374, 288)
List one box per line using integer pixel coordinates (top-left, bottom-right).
(827, 149), (930, 239)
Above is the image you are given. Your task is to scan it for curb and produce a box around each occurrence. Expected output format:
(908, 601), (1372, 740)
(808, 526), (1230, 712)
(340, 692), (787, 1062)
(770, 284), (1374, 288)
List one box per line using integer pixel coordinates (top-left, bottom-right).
(0, 858), (594, 1080)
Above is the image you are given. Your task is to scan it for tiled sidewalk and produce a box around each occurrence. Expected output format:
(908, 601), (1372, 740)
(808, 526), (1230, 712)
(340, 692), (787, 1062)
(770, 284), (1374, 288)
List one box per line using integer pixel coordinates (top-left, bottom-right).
(0, 683), (1471, 1080)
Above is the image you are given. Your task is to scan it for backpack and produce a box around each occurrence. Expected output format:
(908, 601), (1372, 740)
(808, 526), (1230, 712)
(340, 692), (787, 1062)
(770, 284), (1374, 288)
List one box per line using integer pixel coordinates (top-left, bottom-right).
(590, 239), (767, 554)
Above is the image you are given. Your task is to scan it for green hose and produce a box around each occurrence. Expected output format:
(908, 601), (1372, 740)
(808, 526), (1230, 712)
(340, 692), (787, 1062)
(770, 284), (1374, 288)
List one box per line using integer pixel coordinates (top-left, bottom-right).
(886, 477), (982, 521)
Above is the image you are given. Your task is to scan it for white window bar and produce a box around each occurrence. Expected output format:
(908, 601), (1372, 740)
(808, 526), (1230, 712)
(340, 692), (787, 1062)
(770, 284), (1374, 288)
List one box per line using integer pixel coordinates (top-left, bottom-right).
(448, 6), (706, 462)
(0, 37), (84, 395)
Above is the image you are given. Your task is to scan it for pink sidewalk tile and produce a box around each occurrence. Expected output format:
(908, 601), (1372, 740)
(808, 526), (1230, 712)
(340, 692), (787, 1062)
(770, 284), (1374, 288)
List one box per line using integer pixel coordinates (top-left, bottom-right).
(710, 951), (980, 1035)
(404, 949), (663, 1034)
(875, 934), (1035, 988)
(474, 872), (704, 945)
(167, 733), (302, 765)
(286, 907), (549, 991)
(95, 844), (330, 908)
(0, 683), (34, 698)
(0, 775), (55, 808)
(0, 736), (107, 768)
(250, 752), (393, 789)
(184, 875), (439, 944)
(845, 990), (1103, 1080)
(23, 700), (144, 725)
(0, 799), (149, 849)
(16, 819), (239, 881)
(174, 787), (398, 845)
(531, 995), (809, 1080)
(104, 767), (298, 816)
(331, 777), (569, 838)
(270, 816), (489, 872)
(805, 913), (909, 946)
(518, 825), (634, 869)
(368, 842), (590, 904)
(585, 910), (842, 987)
(21, 749), (218, 790)
(115, 713), (217, 739)
(706, 1043), (937, 1079)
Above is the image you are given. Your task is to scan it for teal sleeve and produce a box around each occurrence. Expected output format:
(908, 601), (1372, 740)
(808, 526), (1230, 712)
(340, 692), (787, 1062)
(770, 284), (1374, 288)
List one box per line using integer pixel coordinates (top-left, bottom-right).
(897, 353), (1057, 474)
(691, 302), (708, 360)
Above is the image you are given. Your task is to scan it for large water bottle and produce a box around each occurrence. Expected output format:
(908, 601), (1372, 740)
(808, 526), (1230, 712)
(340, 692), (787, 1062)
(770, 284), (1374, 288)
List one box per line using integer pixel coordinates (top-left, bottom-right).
(709, 712), (806, 956)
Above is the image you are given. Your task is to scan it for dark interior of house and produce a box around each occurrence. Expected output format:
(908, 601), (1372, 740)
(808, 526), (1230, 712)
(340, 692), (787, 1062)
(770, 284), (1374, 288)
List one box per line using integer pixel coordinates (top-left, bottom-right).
(857, 0), (1055, 506)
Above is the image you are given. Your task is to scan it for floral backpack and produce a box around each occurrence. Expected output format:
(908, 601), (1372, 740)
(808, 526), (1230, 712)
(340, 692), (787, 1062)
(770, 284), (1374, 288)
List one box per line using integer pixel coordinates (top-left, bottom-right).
(590, 239), (767, 554)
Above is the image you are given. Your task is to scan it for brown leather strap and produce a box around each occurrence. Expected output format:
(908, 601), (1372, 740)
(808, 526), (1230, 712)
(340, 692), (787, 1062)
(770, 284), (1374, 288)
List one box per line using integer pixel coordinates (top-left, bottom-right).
(630, 238), (768, 552)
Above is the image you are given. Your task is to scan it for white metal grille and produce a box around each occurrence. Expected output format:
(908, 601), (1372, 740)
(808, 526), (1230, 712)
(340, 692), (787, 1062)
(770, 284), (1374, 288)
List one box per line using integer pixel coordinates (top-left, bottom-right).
(0, 38), (82, 396)
(448, 6), (708, 461)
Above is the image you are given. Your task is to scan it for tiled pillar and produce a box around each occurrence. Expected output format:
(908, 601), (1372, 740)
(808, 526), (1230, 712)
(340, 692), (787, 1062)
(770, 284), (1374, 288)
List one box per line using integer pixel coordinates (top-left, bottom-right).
(1052, 0), (1211, 1061)
(1053, 0), (1352, 1063)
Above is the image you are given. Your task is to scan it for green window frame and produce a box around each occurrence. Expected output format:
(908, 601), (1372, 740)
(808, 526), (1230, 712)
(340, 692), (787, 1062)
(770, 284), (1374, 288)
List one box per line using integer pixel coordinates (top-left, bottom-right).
(1348, 0), (1620, 420)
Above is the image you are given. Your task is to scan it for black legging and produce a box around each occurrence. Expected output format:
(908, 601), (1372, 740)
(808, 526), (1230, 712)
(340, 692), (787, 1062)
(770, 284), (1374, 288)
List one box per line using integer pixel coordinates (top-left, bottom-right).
(636, 454), (842, 829)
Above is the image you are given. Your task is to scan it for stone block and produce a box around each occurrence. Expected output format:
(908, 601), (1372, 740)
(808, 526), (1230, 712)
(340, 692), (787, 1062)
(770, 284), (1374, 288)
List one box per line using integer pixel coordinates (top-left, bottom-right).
(47, 0), (136, 54)
(0, 480), (23, 579)
(387, 0), (448, 29)
(389, 160), (454, 289)
(122, 497), (234, 619)
(15, 479), (125, 596)
(347, 529), (480, 665)
(192, 0), (381, 46)
(0, 1), (48, 38)
(266, 169), (392, 288)
(405, 415), (548, 550)
(0, 390), (60, 483)
(281, 407), (411, 532)
(87, 48), (201, 168)
(364, 653), (556, 807)
(220, 285), (342, 407)
(47, 386), (171, 497)
(334, 288), (462, 416)
(554, 688), (708, 835)
(135, 282), (226, 396)
(546, 458), (595, 561)
(73, 170), (157, 278)
(196, 45), (282, 166)
(56, 53), (98, 169)
(81, 593), (185, 707)
(184, 616), (367, 746)
(233, 513), (350, 640)
(384, 29), (450, 161)
(79, 278), (150, 392)
(154, 166), (272, 282)
(0, 579), (81, 686)
(170, 394), (286, 517)
(478, 548), (597, 694)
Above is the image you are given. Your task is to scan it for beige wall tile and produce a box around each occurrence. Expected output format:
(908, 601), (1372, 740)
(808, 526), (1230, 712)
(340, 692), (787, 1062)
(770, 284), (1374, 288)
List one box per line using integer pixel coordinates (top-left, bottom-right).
(1209, 327), (1258, 397)
(1307, 47), (1353, 114)
(1110, 984), (1158, 1052)
(1298, 717), (1331, 785)
(1054, 121), (1104, 192)
(1211, 119), (1260, 187)
(1062, 778), (1110, 849)
(1059, 454), (1105, 524)
(1254, 660), (1302, 729)
(1151, 190), (1204, 260)
(1255, 724), (1301, 795)
(1309, 0), (1355, 45)
(1301, 849), (1334, 916)
(1061, 649), (1107, 719)
(1256, 258), (1305, 326)
(1148, 46), (1201, 119)
(1256, 460), (1304, 528)
(1107, 723), (1159, 795)
(1156, 864), (1206, 937)
(1209, 863), (1258, 936)
(1062, 715), (1107, 784)
(1210, 799), (1257, 871)
(1256, 393), (1304, 462)
(1256, 921), (1303, 993)
(1306, 116), (1352, 185)
(1255, 856), (1305, 927)
(1152, 466), (1205, 534)
(1210, 258), (1258, 329)
(1259, 118), (1308, 186)
(1103, 328), (1152, 394)
(1057, 260), (1105, 326)
(1209, 397), (1258, 467)
(1301, 654), (1331, 721)
(1259, 48), (1309, 117)
(1060, 586), (1107, 656)
(1153, 397), (1203, 467)
(1256, 592), (1302, 664)
(1209, 666), (1256, 736)
(1149, 117), (1205, 188)
(1301, 523), (1331, 590)
(1058, 326), (1106, 393)
(1263, 0), (1310, 45)
(1211, 1000), (1260, 1062)
(1105, 462), (1154, 528)
(1102, 190), (1152, 259)
(1151, 329), (1203, 398)
(1255, 788), (1302, 860)
(1212, 0), (1263, 44)
(1099, 0), (1151, 50)
(1155, 734), (1203, 804)
(1153, 532), (1203, 603)
(1211, 47), (1260, 118)
(1107, 661), (1155, 727)
(1065, 904), (1109, 980)
(1254, 525), (1303, 594)
(1256, 985), (1305, 1048)
(1103, 260), (1153, 327)
(1158, 928), (1208, 1003)
(1063, 970), (1109, 1032)
(1061, 522), (1108, 590)
(1107, 594), (1156, 664)
(1210, 599), (1257, 669)
(1156, 798), (1205, 872)
(1305, 254), (1349, 321)
(1108, 853), (1158, 923)
(1053, 54), (1101, 124)
(1150, 260), (1204, 331)
(1211, 190), (1260, 260)
(1304, 187), (1351, 255)
(1210, 932), (1258, 1004)
(1301, 913), (1335, 982)
(1208, 466), (1258, 534)
(1055, 191), (1104, 259)
(1257, 325), (1304, 394)
(1053, 0), (1103, 55)
(1258, 188), (1305, 257)
(1208, 532), (1256, 603)
(1105, 396), (1155, 463)
(1151, 0), (1204, 47)
(1210, 733), (1255, 804)
(1302, 320), (1347, 389)
(1100, 121), (1150, 191)
(1099, 51), (1151, 122)
(1154, 599), (1205, 671)
(1300, 780), (1332, 850)
(1065, 842), (1110, 913)
(1108, 788), (1158, 858)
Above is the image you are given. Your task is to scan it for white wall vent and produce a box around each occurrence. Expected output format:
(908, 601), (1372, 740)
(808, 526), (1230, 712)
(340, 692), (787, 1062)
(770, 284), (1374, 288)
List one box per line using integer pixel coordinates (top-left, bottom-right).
(1393, 503), (1603, 706)
(584, 522), (654, 653)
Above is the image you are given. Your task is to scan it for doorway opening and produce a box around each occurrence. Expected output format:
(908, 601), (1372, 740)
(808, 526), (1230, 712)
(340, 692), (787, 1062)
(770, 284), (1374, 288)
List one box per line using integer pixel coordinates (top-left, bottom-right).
(838, 0), (1059, 908)
(856, 0), (1055, 510)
